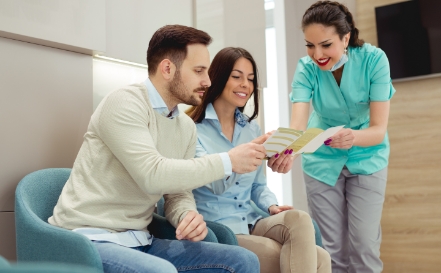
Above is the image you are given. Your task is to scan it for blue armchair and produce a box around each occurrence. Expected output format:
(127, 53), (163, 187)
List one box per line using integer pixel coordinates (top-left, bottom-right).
(157, 197), (323, 247)
(0, 255), (100, 273)
(14, 168), (219, 273)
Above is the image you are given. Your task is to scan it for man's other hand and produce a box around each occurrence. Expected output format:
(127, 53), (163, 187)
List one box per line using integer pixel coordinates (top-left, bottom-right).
(176, 211), (208, 242)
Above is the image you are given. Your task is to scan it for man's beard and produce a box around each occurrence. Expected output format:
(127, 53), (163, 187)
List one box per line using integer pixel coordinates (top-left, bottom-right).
(168, 69), (206, 106)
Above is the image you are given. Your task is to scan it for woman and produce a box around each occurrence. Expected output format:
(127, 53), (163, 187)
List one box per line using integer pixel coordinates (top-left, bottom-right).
(269, 1), (395, 272)
(187, 47), (331, 273)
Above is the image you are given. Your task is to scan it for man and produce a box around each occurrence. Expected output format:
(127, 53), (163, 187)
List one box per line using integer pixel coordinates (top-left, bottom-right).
(49, 25), (267, 273)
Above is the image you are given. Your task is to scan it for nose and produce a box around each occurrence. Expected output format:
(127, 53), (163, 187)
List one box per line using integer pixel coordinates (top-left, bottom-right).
(240, 78), (249, 88)
(313, 48), (322, 60)
(202, 71), (211, 88)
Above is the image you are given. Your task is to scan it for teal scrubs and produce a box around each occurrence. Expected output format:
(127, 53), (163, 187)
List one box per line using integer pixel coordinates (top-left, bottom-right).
(290, 43), (396, 186)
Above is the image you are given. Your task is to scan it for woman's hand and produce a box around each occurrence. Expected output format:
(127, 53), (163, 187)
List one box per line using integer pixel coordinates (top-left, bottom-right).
(268, 205), (294, 215)
(267, 150), (296, 174)
(324, 128), (355, 149)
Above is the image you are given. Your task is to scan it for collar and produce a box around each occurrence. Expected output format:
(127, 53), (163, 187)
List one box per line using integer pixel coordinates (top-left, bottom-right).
(144, 78), (179, 118)
(205, 103), (248, 128)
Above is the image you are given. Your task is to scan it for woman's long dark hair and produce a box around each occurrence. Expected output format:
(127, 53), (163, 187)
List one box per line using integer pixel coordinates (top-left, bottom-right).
(187, 47), (259, 123)
(302, 1), (364, 47)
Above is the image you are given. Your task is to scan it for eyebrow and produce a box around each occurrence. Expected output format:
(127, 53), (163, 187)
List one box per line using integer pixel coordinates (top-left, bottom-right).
(232, 69), (254, 76)
(194, 66), (208, 69)
(304, 39), (332, 45)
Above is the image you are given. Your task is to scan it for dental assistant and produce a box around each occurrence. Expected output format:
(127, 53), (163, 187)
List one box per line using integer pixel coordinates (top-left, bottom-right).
(267, 1), (396, 273)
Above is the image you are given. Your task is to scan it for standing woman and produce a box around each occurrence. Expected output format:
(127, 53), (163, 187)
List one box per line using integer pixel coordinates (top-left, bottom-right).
(269, 1), (395, 272)
(187, 47), (331, 273)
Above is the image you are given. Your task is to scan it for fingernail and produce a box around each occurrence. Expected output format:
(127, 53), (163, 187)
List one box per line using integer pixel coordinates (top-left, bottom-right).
(284, 150), (288, 154)
(289, 149), (293, 154)
(324, 139), (331, 145)
(274, 153), (279, 158)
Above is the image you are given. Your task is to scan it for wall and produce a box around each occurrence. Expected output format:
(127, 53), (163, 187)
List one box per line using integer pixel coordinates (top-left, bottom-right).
(356, 0), (441, 272)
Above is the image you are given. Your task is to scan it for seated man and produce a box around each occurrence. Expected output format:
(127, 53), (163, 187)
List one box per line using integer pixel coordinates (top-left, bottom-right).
(48, 25), (268, 273)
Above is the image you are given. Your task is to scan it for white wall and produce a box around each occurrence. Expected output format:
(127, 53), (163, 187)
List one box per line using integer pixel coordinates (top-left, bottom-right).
(0, 0), (105, 54)
(105, 0), (194, 64)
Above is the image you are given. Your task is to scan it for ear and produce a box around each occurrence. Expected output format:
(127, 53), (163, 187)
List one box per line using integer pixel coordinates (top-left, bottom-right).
(158, 59), (176, 81)
(344, 32), (351, 47)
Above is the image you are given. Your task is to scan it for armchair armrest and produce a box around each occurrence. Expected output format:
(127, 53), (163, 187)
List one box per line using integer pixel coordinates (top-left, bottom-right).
(205, 221), (238, 245)
(149, 213), (218, 243)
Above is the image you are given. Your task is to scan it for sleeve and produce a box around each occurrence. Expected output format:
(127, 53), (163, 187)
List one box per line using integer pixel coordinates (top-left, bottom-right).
(249, 123), (278, 211)
(97, 88), (225, 196)
(290, 58), (315, 103)
(196, 139), (232, 177)
(369, 49), (396, 101)
(195, 138), (238, 195)
(163, 129), (198, 227)
(250, 165), (278, 212)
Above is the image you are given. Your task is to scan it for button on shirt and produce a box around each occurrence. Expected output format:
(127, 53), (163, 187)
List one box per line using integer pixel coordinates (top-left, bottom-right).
(290, 43), (396, 186)
(193, 103), (278, 234)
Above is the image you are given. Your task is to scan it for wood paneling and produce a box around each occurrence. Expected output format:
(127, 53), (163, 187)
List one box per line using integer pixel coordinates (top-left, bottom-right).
(357, 1), (441, 272)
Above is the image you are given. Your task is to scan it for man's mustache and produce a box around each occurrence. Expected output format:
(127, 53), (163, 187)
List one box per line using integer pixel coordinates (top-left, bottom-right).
(194, 87), (208, 92)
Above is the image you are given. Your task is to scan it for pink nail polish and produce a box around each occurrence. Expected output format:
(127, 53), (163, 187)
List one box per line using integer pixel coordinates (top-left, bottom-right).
(274, 153), (279, 158)
(289, 149), (293, 154)
(284, 150), (288, 154)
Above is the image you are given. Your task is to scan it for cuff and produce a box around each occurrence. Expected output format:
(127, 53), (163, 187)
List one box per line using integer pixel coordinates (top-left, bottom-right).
(219, 152), (232, 177)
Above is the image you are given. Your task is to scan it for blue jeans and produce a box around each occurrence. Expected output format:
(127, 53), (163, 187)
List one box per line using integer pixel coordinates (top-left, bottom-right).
(94, 237), (260, 273)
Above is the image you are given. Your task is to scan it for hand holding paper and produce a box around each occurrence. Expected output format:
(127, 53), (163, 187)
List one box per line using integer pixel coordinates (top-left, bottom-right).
(263, 125), (344, 158)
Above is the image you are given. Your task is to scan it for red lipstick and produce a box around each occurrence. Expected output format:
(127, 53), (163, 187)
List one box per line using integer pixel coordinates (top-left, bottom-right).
(316, 58), (330, 66)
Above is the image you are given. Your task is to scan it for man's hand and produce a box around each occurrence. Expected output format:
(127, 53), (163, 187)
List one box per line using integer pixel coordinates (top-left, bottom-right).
(268, 205), (294, 215)
(175, 211), (207, 242)
(251, 131), (274, 144)
(228, 142), (266, 174)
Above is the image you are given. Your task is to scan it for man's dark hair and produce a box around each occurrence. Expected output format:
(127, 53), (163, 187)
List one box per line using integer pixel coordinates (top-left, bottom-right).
(147, 25), (212, 75)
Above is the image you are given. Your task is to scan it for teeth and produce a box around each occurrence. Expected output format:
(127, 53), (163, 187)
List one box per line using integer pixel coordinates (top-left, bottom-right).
(235, 92), (247, 97)
(317, 58), (329, 63)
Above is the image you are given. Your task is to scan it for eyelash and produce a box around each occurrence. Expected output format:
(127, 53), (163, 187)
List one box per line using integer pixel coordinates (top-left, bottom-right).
(305, 43), (332, 48)
(232, 76), (254, 82)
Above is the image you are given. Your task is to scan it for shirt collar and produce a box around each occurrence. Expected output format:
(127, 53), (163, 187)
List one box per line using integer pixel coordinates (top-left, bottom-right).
(205, 103), (248, 128)
(144, 78), (179, 118)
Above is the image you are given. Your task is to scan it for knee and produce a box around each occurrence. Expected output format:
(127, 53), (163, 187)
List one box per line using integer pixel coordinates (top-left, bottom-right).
(316, 246), (331, 272)
(282, 210), (314, 231)
(231, 246), (260, 273)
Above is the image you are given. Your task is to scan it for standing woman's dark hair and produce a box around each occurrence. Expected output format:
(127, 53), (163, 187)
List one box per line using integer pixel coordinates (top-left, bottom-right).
(187, 47), (259, 123)
(302, 0), (364, 47)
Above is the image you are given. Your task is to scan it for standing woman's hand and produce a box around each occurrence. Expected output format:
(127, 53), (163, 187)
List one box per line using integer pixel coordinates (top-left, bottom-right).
(267, 150), (296, 173)
(324, 128), (355, 149)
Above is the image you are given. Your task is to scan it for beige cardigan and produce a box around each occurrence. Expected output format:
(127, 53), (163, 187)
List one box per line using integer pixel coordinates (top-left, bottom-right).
(49, 84), (225, 232)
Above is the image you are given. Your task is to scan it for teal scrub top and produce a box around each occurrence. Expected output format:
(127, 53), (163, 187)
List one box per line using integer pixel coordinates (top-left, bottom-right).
(290, 43), (396, 186)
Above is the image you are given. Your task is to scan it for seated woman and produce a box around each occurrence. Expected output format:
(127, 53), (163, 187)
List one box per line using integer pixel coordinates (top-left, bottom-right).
(186, 47), (331, 273)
